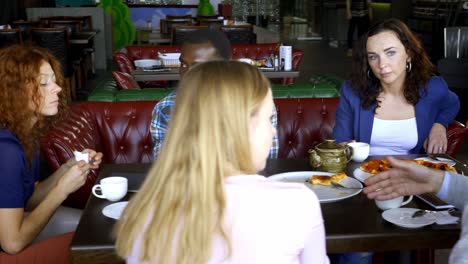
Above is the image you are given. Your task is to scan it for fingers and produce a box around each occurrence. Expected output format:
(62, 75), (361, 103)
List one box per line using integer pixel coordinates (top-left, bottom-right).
(81, 149), (103, 168)
(427, 143), (446, 154)
(426, 124), (448, 154)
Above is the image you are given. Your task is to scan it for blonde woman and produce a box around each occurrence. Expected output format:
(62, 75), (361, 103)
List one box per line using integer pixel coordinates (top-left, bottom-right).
(116, 61), (329, 264)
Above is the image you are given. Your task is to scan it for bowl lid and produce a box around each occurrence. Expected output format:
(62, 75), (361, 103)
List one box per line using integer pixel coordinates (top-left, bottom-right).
(316, 139), (345, 151)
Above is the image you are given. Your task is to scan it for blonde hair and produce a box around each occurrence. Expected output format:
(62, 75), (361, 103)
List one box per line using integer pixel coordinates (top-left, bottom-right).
(115, 61), (271, 263)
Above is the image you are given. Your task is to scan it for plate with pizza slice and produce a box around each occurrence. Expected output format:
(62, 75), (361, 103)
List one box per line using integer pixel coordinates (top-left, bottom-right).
(354, 158), (457, 183)
(414, 157), (457, 171)
(268, 171), (363, 203)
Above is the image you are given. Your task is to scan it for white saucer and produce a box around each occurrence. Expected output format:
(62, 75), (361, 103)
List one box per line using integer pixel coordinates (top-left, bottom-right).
(353, 168), (373, 183)
(415, 157), (456, 167)
(102, 201), (128, 220)
(382, 208), (439, 228)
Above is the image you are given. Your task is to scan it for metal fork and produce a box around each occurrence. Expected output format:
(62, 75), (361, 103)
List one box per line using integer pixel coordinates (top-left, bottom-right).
(330, 181), (362, 190)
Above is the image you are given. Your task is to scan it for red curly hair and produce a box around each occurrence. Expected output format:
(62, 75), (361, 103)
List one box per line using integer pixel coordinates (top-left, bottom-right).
(0, 45), (68, 166)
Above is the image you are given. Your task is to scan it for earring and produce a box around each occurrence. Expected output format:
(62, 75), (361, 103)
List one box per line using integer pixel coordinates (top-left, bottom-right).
(406, 61), (412, 72)
(367, 69), (372, 78)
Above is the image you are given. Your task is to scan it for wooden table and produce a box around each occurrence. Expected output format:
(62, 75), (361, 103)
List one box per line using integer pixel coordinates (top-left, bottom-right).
(70, 155), (465, 263)
(131, 68), (300, 82)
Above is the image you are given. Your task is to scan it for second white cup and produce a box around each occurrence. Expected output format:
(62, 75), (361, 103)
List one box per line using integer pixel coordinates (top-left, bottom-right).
(347, 142), (370, 162)
(92, 176), (128, 202)
(375, 195), (413, 211)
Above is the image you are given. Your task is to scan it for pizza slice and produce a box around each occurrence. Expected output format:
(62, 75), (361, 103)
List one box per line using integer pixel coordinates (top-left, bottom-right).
(308, 172), (347, 186)
(414, 160), (457, 173)
(359, 160), (391, 174)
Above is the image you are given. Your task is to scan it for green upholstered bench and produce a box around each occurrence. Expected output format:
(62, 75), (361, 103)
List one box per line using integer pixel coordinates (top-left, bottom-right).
(87, 75), (342, 101)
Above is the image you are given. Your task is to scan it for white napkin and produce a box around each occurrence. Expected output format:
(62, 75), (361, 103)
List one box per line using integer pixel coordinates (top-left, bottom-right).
(73, 151), (89, 163)
(435, 211), (459, 225)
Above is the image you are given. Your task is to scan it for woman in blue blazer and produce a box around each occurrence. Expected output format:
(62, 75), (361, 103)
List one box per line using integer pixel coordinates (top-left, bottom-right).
(334, 18), (459, 155)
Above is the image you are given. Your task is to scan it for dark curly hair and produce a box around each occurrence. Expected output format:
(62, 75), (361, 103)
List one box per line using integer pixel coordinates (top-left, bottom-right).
(350, 18), (435, 110)
(0, 45), (68, 166)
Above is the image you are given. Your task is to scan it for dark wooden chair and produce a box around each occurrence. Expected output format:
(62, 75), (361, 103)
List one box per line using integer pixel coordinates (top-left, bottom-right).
(10, 20), (40, 42)
(0, 29), (22, 48)
(171, 25), (208, 46)
(196, 14), (221, 20)
(161, 18), (192, 35)
(197, 18), (223, 29)
(49, 20), (83, 36)
(221, 25), (256, 44)
(43, 16), (93, 31)
(166, 14), (192, 20)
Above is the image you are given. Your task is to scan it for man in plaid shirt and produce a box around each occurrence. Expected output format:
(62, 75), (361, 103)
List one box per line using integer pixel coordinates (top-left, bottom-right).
(150, 29), (279, 159)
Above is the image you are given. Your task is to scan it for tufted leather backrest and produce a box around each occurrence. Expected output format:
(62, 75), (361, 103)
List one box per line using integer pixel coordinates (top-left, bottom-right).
(41, 101), (156, 208)
(112, 71), (141, 90)
(276, 98), (339, 158)
(447, 121), (468, 156)
(114, 45), (183, 74)
(41, 99), (468, 208)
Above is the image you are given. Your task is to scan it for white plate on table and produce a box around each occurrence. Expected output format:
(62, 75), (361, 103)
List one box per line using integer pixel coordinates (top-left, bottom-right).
(382, 208), (439, 229)
(102, 201), (128, 220)
(353, 156), (457, 184)
(268, 171), (362, 203)
(134, 59), (161, 68)
(415, 157), (456, 167)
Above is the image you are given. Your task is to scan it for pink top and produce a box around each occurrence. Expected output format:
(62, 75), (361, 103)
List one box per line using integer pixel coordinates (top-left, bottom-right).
(127, 174), (329, 264)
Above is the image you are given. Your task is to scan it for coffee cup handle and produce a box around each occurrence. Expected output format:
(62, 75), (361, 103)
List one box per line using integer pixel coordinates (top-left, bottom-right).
(92, 185), (106, 199)
(401, 195), (413, 206)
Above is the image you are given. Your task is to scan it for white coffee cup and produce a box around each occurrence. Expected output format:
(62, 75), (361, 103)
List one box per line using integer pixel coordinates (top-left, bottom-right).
(347, 142), (370, 162)
(92, 177), (128, 202)
(375, 195), (413, 211)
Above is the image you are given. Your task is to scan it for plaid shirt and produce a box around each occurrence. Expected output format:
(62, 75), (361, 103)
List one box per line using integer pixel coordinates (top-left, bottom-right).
(150, 91), (279, 160)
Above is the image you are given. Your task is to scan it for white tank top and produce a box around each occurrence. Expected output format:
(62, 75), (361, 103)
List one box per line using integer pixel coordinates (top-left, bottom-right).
(370, 117), (418, 156)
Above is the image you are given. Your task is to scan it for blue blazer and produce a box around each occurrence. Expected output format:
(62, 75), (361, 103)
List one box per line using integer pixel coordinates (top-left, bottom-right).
(333, 76), (460, 154)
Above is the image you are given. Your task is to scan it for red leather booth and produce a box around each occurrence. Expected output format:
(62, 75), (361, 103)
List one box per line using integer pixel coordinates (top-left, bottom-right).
(113, 43), (304, 86)
(41, 99), (468, 208)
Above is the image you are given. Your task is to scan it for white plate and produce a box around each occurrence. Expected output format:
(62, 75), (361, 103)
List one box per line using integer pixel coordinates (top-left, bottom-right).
(134, 59), (161, 68)
(268, 171), (363, 203)
(415, 157), (456, 167)
(353, 168), (374, 183)
(102, 201), (128, 220)
(382, 208), (439, 228)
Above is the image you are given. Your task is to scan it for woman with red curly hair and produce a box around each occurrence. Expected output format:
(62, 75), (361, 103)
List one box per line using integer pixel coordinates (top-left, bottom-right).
(0, 45), (103, 262)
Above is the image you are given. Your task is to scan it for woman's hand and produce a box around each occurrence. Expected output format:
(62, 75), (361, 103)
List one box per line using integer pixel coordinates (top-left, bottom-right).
(83, 149), (103, 169)
(363, 157), (444, 201)
(424, 123), (447, 154)
(63, 149), (103, 169)
(55, 161), (91, 197)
